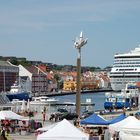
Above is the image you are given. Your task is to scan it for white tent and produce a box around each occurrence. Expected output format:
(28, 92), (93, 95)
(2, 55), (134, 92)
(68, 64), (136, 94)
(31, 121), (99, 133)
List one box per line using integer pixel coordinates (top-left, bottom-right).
(119, 131), (140, 140)
(37, 123), (57, 132)
(37, 119), (89, 140)
(109, 116), (140, 133)
(0, 110), (23, 120)
(21, 99), (26, 112)
(27, 99), (30, 111)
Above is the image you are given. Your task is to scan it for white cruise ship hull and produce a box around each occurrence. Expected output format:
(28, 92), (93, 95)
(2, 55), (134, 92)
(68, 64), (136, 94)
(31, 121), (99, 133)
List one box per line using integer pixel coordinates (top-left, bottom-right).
(110, 45), (140, 91)
(110, 72), (140, 91)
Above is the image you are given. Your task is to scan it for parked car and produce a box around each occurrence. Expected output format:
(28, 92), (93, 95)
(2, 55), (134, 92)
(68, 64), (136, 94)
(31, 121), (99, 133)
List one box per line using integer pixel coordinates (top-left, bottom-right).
(59, 112), (78, 120)
(80, 110), (94, 119)
(57, 108), (68, 113)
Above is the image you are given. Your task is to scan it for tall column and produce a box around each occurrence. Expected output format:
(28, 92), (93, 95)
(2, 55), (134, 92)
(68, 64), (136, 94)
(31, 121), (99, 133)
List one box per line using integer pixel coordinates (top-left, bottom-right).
(76, 56), (81, 116)
(74, 32), (88, 116)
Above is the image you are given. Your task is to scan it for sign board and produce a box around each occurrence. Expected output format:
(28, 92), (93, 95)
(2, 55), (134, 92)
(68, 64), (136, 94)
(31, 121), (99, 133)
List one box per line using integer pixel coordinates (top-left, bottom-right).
(86, 98), (91, 103)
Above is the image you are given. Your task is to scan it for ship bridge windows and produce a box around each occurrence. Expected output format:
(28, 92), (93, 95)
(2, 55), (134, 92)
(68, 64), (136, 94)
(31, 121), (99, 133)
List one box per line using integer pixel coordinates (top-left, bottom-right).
(119, 69), (134, 71)
(114, 65), (140, 68)
(110, 72), (140, 75)
(115, 56), (140, 59)
(114, 59), (140, 64)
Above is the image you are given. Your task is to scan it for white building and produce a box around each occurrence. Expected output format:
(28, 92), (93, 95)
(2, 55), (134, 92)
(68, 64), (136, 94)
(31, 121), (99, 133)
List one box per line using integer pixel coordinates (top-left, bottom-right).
(19, 65), (32, 92)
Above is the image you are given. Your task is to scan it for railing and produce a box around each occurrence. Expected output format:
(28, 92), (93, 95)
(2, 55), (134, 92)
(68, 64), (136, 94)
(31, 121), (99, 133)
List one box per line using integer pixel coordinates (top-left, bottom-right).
(0, 92), (10, 104)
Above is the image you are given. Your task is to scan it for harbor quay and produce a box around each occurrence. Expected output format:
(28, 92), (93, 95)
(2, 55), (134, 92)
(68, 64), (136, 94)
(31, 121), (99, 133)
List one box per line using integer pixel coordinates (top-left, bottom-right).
(33, 88), (113, 97)
(100, 107), (139, 120)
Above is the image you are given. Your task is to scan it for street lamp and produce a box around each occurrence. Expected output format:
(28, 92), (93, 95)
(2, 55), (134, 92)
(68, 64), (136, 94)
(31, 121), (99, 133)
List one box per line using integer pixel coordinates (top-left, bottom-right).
(74, 32), (88, 116)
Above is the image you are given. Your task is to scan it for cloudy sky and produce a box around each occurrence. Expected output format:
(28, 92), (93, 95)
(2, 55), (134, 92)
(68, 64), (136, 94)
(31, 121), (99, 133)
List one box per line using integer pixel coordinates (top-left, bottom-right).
(0, 0), (140, 68)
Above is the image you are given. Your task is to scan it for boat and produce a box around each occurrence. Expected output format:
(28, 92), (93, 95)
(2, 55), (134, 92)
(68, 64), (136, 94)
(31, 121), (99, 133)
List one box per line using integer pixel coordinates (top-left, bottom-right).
(11, 99), (27, 105)
(104, 83), (140, 110)
(110, 44), (140, 91)
(30, 96), (59, 105)
(5, 81), (32, 101)
(62, 101), (76, 106)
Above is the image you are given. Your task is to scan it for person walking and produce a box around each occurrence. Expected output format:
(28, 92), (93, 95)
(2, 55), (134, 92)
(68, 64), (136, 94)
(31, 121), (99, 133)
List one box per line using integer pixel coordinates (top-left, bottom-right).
(0, 129), (8, 140)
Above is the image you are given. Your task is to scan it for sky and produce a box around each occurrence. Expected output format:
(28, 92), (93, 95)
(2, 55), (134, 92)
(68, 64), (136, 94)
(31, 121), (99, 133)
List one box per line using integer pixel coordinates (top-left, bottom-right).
(0, 0), (140, 68)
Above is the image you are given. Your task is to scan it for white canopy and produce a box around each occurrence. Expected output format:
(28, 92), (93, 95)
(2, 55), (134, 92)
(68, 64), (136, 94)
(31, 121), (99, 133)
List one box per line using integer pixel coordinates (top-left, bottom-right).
(0, 110), (23, 120)
(27, 99), (30, 111)
(109, 116), (140, 133)
(119, 131), (140, 140)
(21, 99), (26, 112)
(37, 119), (89, 140)
(37, 123), (57, 132)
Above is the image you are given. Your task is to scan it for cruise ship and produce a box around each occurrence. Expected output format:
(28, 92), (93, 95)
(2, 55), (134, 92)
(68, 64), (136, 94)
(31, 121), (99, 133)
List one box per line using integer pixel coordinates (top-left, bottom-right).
(110, 44), (140, 91)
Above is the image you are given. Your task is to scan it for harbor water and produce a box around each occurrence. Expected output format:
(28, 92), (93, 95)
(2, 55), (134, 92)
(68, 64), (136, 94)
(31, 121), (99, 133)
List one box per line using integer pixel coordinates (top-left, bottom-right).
(55, 92), (106, 111)
(31, 92), (106, 114)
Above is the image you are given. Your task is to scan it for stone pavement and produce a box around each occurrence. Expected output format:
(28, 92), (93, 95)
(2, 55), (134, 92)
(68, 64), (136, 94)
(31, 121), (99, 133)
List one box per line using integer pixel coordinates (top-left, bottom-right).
(9, 133), (36, 140)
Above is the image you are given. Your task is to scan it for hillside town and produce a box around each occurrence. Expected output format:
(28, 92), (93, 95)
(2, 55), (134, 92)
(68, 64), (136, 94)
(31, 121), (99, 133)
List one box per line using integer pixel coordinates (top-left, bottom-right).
(0, 56), (111, 96)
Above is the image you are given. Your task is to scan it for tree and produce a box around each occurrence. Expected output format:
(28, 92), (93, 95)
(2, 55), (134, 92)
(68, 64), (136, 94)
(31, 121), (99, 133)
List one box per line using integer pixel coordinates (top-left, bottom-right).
(9, 58), (18, 65)
(54, 74), (62, 90)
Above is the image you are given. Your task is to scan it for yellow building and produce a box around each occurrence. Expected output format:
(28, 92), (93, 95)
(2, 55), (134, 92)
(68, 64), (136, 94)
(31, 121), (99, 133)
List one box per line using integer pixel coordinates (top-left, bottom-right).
(81, 80), (100, 90)
(63, 79), (100, 92)
(63, 80), (76, 91)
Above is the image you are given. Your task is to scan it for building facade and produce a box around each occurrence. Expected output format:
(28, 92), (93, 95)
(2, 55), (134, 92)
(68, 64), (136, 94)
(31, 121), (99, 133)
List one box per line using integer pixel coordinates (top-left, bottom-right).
(0, 61), (19, 92)
(19, 65), (49, 94)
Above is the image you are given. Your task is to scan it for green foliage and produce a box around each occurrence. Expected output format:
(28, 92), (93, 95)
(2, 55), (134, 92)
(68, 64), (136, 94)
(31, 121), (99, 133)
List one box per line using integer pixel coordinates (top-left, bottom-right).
(18, 60), (31, 66)
(53, 65), (63, 71)
(9, 59), (18, 65)
(10, 59), (31, 66)
(54, 74), (60, 82)
(58, 80), (64, 90)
